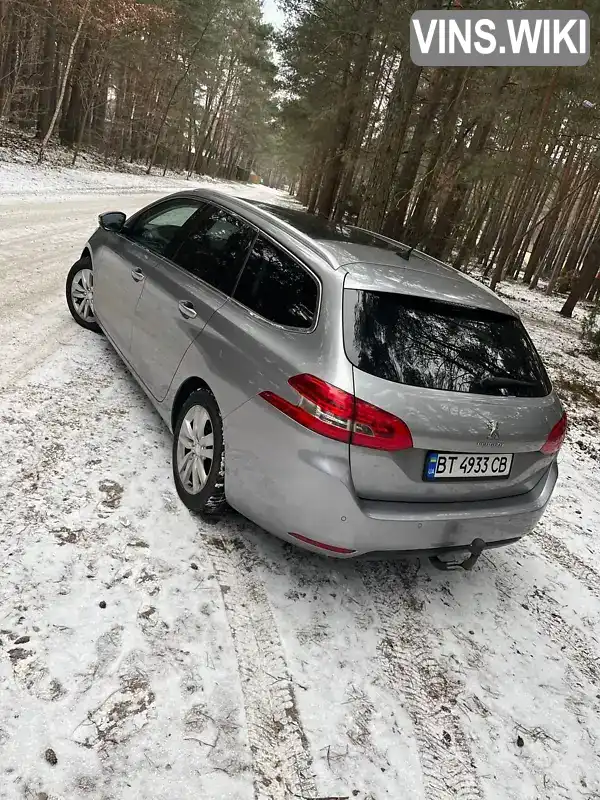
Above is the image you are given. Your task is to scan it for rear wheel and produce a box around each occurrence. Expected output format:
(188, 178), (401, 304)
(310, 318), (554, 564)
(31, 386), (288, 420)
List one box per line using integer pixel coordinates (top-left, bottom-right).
(172, 390), (226, 515)
(65, 257), (102, 334)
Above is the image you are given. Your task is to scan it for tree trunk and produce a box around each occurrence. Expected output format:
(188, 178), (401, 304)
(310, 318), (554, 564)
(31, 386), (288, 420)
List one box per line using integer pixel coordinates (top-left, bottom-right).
(37, 0), (58, 139)
(0, 13), (18, 120)
(405, 68), (468, 244)
(148, 5), (222, 174)
(63, 36), (91, 147)
(524, 140), (578, 287)
(488, 175), (536, 286)
(382, 68), (451, 239)
(332, 36), (388, 222)
(72, 102), (91, 166)
(38, 0), (91, 163)
(560, 237), (600, 317)
(545, 169), (594, 294)
(564, 187), (600, 280)
(188, 58), (234, 178)
(316, 0), (380, 218)
(307, 166), (322, 214)
(92, 63), (109, 146)
(505, 184), (546, 279)
(452, 180), (496, 271)
(426, 67), (511, 261)
(0, 3), (12, 115)
(358, 59), (422, 231)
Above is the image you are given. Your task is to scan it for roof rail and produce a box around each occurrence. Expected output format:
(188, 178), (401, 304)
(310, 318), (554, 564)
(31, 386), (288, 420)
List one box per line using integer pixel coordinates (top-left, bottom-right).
(352, 223), (463, 271)
(350, 224), (419, 258)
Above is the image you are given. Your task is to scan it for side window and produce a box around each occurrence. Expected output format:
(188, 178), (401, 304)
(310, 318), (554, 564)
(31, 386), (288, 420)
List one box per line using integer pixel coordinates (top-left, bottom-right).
(172, 205), (256, 295)
(126, 201), (202, 258)
(233, 236), (319, 329)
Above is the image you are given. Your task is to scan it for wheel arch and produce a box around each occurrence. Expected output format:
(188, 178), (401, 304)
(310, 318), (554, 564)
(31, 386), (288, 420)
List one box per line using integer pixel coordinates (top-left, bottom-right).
(80, 246), (92, 262)
(171, 376), (214, 431)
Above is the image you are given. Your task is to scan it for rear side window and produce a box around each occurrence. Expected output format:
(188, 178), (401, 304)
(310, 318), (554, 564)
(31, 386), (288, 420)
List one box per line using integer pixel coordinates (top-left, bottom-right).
(172, 204), (256, 295)
(343, 289), (552, 398)
(233, 236), (319, 329)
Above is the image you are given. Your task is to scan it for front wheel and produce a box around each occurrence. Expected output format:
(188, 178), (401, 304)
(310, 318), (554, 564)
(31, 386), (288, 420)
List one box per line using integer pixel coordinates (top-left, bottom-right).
(65, 257), (102, 334)
(172, 390), (226, 515)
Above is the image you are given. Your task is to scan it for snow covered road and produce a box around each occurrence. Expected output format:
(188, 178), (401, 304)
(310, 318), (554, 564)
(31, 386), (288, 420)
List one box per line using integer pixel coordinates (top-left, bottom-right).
(1, 177), (600, 800)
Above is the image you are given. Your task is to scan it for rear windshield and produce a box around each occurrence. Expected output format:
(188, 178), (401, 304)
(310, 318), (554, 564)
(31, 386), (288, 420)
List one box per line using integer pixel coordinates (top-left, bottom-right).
(343, 289), (552, 398)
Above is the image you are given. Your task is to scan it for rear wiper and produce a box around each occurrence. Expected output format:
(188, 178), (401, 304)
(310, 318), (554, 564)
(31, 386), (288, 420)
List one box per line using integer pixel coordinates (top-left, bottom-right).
(480, 376), (538, 390)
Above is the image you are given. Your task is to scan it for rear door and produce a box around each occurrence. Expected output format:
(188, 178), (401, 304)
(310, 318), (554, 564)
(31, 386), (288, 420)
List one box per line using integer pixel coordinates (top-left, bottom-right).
(343, 285), (563, 503)
(195, 234), (323, 517)
(129, 203), (256, 402)
(190, 233), (323, 417)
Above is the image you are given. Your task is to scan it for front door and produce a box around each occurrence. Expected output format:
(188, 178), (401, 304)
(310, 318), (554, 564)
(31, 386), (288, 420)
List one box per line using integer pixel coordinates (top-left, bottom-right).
(92, 236), (146, 356)
(93, 198), (203, 357)
(129, 202), (257, 402)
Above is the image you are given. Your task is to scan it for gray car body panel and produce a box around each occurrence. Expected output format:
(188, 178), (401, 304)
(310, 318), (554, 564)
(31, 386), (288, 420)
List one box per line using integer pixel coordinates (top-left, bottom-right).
(84, 188), (564, 557)
(341, 258), (514, 314)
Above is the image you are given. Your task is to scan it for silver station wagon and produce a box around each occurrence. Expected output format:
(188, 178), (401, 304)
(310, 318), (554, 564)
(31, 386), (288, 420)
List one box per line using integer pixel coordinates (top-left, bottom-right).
(65, 189), (566, 569)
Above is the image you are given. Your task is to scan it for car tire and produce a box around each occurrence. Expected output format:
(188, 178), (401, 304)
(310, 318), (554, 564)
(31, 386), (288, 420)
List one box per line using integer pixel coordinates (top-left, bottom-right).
(172, 389), (226, 515)
(65, 256), (102, 334)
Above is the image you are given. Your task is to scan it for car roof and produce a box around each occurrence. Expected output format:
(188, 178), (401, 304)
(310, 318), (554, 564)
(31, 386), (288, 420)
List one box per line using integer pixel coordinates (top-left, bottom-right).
(174, 188), (516, 317)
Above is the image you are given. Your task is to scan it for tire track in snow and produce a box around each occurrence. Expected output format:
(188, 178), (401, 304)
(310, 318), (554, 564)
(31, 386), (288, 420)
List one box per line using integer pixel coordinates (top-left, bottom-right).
(204, 531), (317, 800)
(531, 528), (600, 601)
(489, 551), (600, 687)
(0, 219), (89, 252)
(0, 300), (74, 388)
(358, 562), (482, 800)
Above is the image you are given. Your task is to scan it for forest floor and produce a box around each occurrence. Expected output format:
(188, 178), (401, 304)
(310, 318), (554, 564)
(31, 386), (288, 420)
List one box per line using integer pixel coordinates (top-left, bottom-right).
(1, 159), (600, 800)
(0, 124), (226, 198)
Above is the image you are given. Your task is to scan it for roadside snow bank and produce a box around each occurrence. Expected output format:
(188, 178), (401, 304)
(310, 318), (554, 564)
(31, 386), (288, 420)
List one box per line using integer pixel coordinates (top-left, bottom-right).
(0, 161), (214, 203)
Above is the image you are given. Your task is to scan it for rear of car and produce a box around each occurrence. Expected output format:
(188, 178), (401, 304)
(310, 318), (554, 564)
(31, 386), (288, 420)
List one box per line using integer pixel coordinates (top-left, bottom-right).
(342, 279), (565, 507)
(250, 256), (565, 559)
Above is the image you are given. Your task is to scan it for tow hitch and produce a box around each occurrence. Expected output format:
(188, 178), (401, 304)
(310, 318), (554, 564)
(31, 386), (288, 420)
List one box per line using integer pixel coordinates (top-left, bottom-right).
(429, 538), (486, 572)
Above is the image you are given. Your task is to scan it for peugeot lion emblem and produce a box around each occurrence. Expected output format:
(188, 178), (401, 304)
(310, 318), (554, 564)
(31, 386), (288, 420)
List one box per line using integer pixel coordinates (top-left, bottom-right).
(487, 421), (500, 439)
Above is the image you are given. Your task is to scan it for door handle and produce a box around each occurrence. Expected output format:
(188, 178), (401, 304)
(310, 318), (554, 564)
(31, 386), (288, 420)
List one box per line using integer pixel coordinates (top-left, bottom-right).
(131, 268), (145, 282)
(178, 301), (197, 319)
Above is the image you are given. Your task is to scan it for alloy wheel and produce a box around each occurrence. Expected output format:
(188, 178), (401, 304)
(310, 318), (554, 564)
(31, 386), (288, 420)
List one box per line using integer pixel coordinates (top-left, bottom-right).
(176, 405), (215, 494)
(70, 268), (95, 322)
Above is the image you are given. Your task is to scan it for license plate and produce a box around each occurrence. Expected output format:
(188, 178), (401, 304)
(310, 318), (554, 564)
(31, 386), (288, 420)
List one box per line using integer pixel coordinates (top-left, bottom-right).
(424, 452), (513, 481)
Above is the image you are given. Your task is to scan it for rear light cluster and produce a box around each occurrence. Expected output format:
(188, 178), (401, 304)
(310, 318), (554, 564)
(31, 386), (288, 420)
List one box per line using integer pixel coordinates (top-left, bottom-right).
(541, 412), (568, 455)
(259, 373), (413, 452)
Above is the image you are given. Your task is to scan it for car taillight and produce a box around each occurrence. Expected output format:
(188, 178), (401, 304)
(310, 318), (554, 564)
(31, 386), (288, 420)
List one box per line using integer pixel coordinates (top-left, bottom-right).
(259, 374), (413, 452)
(541, 412), (567, 455)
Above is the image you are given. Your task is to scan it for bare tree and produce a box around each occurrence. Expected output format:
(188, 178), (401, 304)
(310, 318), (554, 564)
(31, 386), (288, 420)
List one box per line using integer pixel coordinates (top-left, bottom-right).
(38, 0), (92, 164)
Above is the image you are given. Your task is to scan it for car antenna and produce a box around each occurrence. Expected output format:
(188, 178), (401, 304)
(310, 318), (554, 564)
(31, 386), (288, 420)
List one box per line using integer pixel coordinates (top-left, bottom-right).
(396, 245), (414, 261)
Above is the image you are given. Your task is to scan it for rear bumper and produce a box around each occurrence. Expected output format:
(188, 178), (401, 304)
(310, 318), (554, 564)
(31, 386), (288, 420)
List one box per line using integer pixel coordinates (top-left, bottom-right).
(352, 460), (557, 551)
(279, 462), (556, 558)
(351, 536), (522, 562)
(224, 397), (558, 559)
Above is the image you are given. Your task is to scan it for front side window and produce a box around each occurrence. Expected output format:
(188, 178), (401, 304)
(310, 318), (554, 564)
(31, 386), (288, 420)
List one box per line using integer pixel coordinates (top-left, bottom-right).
(172, 205), (256, 295)
(126, 201), (202, 257)
(233, 236), (319, 329)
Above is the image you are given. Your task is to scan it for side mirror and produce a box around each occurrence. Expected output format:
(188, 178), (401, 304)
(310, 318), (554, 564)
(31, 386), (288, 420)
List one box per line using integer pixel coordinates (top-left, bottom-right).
(98, 211), (126, 232)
